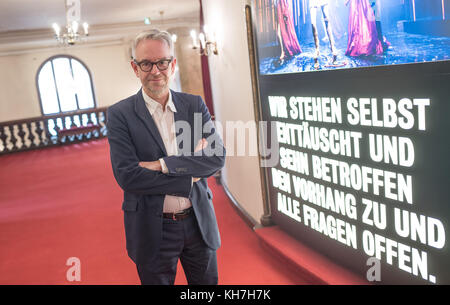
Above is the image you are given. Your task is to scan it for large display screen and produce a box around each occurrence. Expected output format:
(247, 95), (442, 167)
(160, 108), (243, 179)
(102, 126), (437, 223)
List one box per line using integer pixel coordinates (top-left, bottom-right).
(252, 0), (450, 284)
(255, 0), (450, 74)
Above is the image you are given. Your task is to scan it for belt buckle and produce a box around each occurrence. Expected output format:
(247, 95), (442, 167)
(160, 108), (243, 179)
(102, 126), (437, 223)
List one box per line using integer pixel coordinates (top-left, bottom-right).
(172, 212), (182, 221)
(172, 210), (184, 221)
(173, 208), (190, 221)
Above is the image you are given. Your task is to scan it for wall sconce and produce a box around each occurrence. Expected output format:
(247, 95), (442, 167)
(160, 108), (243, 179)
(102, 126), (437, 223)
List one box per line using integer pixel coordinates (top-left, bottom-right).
(190, 25), (218, 56)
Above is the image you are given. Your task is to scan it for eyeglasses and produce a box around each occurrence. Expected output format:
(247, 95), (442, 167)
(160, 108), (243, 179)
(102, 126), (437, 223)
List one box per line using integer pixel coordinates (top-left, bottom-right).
(133, 57), (174, 72)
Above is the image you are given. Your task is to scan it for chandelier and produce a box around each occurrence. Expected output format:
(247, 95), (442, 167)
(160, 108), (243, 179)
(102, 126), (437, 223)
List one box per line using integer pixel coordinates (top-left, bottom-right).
(52, 0), (89, 45)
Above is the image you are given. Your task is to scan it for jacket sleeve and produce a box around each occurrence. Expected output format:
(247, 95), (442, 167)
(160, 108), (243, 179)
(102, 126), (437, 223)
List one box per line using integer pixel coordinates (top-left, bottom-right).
(162, 96), (226, 178)
(106, 105), (193, 197)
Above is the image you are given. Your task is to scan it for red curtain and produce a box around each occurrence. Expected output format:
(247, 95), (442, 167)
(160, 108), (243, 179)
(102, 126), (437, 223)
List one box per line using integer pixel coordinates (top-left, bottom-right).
(199, 0), (215, 118)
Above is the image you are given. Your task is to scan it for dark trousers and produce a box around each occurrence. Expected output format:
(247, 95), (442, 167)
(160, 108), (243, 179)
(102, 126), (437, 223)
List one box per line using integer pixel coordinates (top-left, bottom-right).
(136, 214), (218, 285)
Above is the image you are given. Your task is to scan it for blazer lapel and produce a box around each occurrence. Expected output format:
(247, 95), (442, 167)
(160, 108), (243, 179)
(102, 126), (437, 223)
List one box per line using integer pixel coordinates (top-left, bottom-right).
(171, 90), (194, 153)
(171, 90), (189, 128)
(134, 89), (167, 155)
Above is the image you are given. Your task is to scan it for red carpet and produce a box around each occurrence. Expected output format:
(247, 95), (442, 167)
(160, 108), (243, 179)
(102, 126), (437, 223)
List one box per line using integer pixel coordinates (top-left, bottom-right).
(255, 226), (367, 285)
(0, 139), (308, 285)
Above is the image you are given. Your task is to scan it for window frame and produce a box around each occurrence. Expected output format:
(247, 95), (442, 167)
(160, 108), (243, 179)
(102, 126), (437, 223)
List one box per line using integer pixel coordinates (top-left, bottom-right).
(36, 55), (97, 116)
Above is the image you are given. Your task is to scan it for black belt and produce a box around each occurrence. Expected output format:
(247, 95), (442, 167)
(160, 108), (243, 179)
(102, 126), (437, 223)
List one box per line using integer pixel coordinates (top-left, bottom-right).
(163, 207), (194, 221)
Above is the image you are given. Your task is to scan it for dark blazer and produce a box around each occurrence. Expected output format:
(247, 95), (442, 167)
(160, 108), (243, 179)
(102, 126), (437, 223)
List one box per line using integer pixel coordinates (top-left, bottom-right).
(106, 89), (225, 265)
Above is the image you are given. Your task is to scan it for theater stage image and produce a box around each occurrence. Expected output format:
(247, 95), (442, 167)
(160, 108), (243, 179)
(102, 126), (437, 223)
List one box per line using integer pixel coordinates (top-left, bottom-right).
(255, 0), (450, 74)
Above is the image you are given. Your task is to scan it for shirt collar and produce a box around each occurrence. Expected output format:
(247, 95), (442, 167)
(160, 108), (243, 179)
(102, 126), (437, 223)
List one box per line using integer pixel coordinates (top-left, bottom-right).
(141, 89), (177, 115)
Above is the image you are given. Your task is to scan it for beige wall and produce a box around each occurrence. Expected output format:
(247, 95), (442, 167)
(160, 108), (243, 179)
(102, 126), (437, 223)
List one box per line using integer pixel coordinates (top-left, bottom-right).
(171, 27), (205, 100)
(0, 42), (139, 122)
(202, 0), (265, 224)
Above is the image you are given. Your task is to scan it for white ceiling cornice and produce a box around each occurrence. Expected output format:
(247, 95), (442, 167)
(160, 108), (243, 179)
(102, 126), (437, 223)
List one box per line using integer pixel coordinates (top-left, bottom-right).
(0, 17), (200, 57)
(0, 0), (200, 32)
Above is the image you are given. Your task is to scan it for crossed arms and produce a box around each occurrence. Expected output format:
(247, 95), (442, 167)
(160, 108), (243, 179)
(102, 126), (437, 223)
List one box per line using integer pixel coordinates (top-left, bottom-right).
(106, 98), (225, 197)
(139, 138), (208, 183)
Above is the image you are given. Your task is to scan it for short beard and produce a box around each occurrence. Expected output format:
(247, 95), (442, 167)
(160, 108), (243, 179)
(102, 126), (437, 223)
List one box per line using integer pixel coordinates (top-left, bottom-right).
(144, 73), (173, 98)
(143, 79), (170, 99)
(146, 85), (166, 97)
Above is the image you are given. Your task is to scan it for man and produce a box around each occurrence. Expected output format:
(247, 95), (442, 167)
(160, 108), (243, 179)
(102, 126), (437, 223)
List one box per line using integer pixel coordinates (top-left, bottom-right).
(309, 0), (338, 69)
(106, 29), (225, 285)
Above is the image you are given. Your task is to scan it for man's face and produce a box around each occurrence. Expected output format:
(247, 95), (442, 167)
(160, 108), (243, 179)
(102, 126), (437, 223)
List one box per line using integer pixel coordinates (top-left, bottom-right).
(131, 39), (176, 99)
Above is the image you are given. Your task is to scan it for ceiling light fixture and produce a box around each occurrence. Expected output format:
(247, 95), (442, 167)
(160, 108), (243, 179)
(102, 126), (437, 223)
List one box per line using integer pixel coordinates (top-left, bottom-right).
(52, 0), (89, 45)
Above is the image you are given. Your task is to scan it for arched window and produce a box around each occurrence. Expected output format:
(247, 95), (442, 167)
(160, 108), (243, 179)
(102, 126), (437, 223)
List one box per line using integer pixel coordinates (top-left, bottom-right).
(37, 55), (96, 115)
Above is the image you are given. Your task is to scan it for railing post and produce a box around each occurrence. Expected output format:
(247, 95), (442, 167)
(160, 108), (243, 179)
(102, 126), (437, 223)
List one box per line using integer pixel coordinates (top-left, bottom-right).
(9, 125), (18, 152)
(35, 120), (44, 148)
(0, 125), (6, 153)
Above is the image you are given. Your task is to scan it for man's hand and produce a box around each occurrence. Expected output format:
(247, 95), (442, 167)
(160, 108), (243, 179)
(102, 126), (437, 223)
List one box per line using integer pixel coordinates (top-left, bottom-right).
(194, 138), (208, 153)
(138, 138), (208, 182)
(193, 138), (208, 182)
(139, 160), (162, 171)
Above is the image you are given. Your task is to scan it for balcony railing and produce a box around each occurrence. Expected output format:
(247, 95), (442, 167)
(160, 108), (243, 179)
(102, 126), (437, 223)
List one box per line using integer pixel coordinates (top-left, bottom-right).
(0, 107), (108, 155)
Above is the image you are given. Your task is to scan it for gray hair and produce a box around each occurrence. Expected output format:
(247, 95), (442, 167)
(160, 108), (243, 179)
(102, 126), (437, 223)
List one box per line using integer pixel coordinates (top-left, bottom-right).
(131, 29), (174, 59)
